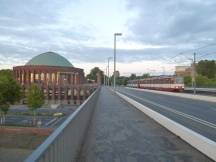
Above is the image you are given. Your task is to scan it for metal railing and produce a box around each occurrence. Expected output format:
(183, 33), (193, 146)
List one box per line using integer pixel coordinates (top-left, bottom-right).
(25, 87), (100, 162)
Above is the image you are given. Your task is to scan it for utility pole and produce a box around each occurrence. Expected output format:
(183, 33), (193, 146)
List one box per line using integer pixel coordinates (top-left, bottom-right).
(192, 53), (196, 94)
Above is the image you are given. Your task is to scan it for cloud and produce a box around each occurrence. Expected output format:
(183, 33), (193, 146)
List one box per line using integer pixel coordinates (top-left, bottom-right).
(126, 0), (216, 46)
(0, 0), (70, 26)
(38, 45), (187, 64)
(0, 0), (215, 76)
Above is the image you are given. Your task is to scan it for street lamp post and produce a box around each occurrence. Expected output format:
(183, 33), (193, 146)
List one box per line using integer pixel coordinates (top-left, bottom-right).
(104, 68), (106, 86)
(107, 57), (112, 86)
(114, 33), (122, 90)
(105, 66), (108, 86)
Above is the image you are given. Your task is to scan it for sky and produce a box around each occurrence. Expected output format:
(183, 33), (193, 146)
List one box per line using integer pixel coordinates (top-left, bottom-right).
(0, 0), (216, 76)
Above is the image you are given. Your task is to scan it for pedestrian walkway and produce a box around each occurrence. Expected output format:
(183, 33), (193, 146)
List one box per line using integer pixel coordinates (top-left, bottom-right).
(78, 87), (212, 162)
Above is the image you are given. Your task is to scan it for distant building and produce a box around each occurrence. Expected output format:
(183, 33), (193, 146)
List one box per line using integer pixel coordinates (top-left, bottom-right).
(13, 52), (96, 105)
(175, 66), (192, 77)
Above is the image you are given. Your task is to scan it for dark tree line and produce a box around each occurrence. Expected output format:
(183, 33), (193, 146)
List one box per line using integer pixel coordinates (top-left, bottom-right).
(197, 60), (216, 79)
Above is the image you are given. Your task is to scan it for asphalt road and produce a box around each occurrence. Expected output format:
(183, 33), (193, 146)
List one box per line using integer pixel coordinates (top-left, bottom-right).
(116, 87), (216, 142)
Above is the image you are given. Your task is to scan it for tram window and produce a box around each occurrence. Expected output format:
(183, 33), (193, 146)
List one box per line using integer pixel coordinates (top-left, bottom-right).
(175, 77), (184, 84)
(166, 78), (170, 84)
(171, 78), (174, 84)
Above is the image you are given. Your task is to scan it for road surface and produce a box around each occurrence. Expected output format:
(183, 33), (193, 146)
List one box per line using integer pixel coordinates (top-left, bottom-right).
(116, 87), (216, 142)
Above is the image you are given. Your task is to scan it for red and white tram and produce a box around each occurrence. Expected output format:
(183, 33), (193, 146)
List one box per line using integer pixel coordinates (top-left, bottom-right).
(127, 76), (184, 92)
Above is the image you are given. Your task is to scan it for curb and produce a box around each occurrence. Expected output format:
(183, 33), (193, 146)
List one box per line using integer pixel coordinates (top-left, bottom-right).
(115, 91), (216, 161)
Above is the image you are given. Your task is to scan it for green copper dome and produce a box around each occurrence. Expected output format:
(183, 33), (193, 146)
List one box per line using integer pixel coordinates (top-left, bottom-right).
(26, 52), (73, 67)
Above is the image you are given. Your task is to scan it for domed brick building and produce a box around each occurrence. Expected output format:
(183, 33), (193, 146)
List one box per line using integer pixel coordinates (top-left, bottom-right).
(13, 52), (97, 105)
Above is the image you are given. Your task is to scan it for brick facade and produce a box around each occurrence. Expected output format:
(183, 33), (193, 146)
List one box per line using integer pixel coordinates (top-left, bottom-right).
(13, 65), (97, 105)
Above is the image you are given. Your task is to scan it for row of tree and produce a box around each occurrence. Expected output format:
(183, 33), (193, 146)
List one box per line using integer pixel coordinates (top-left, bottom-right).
(114, 73), (150, 86)
(85, 67), (151, 86)
(0, 70), (44, 126)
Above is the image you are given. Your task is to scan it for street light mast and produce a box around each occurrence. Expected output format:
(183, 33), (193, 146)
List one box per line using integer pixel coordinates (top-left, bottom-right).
(114, 33), (122, 90)
(107, 57), (112, 86)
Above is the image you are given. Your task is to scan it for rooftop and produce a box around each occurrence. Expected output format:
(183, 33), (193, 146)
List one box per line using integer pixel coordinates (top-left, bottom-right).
(26, 52), (73, 67)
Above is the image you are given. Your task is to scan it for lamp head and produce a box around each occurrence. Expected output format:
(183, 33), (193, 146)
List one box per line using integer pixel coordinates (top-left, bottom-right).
(114, 33), (122, 36)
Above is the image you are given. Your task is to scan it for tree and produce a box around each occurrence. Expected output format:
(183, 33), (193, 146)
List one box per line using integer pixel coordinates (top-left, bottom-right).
(142, 73), (150, 78)
(184, 76), (192, 87)
(184, 75), (216, 87)
(196, 74), (216, 87)
(86, 67), (104, 83)
(27, 84), (44, 126)
(197, 60), (216, 79)
(0, 69), (21, 125)
(0, 104), (9, 124)
(115, 76), (127, 85)
(129, 73), (136, 80)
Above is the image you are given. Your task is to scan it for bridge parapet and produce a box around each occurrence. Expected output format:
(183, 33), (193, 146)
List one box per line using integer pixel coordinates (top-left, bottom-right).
(24, 87), (100, 162)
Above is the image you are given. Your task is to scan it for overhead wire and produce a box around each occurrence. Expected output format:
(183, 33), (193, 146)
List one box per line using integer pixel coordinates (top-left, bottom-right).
(197, 52), (216, 60)
(162, 43), (216, 64)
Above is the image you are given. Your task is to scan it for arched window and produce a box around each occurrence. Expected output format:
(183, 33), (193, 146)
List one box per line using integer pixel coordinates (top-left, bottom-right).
(30, 73), (34, 83)
(41, 73), (45, 81)
(52, 73), (55, 82)
(46, 73), (50, 82)
(35, 74), (39, 80)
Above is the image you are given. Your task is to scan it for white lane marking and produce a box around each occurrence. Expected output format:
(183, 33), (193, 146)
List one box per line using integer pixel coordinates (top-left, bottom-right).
(119, 90), (216, 129)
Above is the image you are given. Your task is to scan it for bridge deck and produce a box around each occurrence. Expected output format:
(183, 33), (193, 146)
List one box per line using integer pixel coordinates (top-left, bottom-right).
(78, 87), (212, 162)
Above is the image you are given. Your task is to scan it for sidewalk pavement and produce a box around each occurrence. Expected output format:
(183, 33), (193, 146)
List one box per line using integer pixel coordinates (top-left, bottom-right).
(78, 87), (212, 162)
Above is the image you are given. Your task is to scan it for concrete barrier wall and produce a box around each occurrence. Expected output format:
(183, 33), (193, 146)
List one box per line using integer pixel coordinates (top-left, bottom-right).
(116, 91), (216, 161)
(25, 87), (100, 162)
